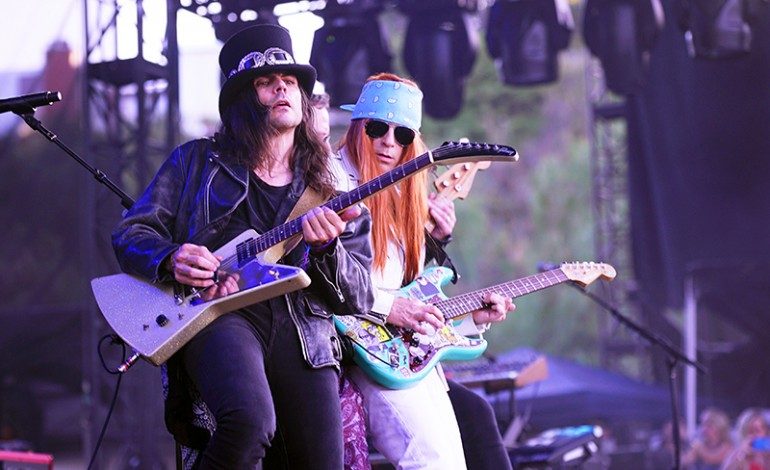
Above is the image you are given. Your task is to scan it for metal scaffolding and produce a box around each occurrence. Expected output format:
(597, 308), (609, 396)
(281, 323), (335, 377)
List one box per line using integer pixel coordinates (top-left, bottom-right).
(82, 0), (178, 466)
(586, 56), (652, 380)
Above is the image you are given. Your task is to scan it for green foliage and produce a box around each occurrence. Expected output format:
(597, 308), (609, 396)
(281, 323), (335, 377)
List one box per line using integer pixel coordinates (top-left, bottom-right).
(409, 29), (603, 363)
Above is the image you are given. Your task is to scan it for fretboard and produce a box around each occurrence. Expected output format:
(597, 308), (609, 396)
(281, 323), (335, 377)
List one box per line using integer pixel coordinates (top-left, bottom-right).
(235, 152), (434, 262)
(434, 268), (569, 320)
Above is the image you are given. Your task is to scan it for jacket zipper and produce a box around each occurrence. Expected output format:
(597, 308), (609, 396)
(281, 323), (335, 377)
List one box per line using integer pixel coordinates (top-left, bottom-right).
(314, 255), (345, 304)
(285, 294), (309, 362)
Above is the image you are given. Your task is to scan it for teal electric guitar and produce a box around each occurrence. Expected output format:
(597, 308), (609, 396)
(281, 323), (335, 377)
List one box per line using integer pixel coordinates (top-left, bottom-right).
(334, 262), (616, 389)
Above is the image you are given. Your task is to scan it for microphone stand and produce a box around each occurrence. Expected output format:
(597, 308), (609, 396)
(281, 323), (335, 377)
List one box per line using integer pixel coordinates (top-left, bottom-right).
(15, 108), (140, 467)
(566, 281), (706, 470)
(17, 109), (143, 372)
(17, 110), (135, 210)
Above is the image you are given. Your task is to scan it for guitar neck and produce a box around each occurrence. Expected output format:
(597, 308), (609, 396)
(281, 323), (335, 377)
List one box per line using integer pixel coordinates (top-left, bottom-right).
(234, 141), (516, 263)
(239, 152), (434, 257)
(434, 268), (569, 321)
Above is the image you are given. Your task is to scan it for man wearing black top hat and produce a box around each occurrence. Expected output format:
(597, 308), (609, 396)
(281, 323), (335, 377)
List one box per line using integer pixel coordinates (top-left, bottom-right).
(112, 24), (374, 468)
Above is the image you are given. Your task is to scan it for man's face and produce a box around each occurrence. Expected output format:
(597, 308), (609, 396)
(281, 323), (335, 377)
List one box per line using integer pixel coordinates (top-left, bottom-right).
(368, 121), (407, 173)
(253, 73), (303, 131)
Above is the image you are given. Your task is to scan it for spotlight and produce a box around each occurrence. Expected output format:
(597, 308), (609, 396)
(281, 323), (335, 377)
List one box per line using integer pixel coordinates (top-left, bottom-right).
(583, 0), (664, 95)
(678, 0), (764, 59)
(177, 0), (280, 43)
(310, 1), (391, 107)
(209, 9), (279, 43)
(400, 2), (480, 119)
(486, 0), (574, 86)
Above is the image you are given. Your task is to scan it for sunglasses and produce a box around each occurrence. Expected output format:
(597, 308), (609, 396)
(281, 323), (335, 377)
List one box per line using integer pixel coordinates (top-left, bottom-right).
(364, 120), (416, 147)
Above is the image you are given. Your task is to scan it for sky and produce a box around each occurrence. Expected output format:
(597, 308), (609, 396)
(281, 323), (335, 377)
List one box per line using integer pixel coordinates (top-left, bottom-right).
(0, 0), (323, 135)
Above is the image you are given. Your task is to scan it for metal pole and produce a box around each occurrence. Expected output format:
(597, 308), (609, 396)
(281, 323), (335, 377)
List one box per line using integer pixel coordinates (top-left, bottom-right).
(684, 272), (697, 439)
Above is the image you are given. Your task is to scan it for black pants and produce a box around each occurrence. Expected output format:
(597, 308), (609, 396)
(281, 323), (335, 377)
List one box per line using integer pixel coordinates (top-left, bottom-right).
(448, 380), (513, 470)
(182, 309), (343, 469)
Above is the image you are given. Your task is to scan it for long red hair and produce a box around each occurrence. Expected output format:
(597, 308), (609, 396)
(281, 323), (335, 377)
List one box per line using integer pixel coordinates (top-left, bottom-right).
(340, 73), (429, 283)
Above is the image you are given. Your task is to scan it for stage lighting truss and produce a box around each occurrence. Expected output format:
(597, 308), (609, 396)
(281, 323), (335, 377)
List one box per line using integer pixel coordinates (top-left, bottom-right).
(485, 0), (574, 86)
(678, 0), (767, 59)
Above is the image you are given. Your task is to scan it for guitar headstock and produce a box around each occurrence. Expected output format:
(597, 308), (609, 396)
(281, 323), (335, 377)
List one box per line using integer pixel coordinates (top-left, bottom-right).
(559, 262), (617, 287)
(433, 141), (518, 165)
(433, 161), (491, 200)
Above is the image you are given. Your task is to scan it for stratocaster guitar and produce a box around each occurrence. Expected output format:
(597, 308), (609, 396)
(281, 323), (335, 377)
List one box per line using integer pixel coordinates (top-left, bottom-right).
(334, 262), (616, 389)
(91, 141), (518, 367)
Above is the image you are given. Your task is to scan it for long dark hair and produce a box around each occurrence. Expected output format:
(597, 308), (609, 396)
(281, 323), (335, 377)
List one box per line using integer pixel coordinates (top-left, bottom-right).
(215, 84), (335, 198)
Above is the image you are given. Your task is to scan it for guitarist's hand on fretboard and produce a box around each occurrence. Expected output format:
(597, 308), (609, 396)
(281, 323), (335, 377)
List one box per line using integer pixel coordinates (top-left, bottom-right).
(301, 205), (360, 250)
(386, 297), (445, 335)
(427, 193), (456, 240)
(471, 292), (515, 327)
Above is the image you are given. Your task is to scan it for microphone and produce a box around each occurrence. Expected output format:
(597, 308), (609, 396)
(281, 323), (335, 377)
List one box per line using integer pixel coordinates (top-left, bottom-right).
(0, 91), (62, 114)
(537, 261), (561, 272)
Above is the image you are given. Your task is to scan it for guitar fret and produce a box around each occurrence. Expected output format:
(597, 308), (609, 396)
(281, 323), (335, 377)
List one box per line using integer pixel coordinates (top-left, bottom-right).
(501, 283), (516, 298)
(516, 278), (534, 294)
(436, 269), (572, 320)
(545, 273), (560, 285)
(233, 150), (496, 265)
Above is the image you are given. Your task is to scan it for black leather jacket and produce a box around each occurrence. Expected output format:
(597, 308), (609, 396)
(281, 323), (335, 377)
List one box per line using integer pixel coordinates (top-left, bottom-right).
(112, 138), (374, 369)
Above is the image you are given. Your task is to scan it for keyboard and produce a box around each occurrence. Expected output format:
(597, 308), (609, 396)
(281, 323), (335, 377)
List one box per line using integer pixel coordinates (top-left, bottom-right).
(443, 354), (548, 392)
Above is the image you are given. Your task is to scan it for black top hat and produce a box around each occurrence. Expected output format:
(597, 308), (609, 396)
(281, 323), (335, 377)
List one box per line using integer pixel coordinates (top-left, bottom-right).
(218, 24), (317, 117)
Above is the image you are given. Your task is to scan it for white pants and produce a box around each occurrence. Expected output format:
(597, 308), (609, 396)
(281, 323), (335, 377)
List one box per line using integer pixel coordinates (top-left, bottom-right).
(348, 366), (467, 470)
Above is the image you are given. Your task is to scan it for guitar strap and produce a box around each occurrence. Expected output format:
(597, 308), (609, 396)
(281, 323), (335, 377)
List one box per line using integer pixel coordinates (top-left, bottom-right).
(425, 231), (460, 284)
(261, 185), (326, 264)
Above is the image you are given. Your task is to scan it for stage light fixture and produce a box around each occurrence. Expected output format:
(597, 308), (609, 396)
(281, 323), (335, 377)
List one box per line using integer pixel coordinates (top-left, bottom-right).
(310, 0), (391, 107)
(583, 0), (664, 95)
(399, 2), (480, 119)
(177, 1), (280, 43)
(208, 8), (279, 43)
(485, 0), (574, 86)
(678, 0), (765, 59)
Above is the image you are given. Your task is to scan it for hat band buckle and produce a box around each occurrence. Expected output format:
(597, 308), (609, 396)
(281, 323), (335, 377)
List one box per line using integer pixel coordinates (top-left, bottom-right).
(228, 47), (295, 78)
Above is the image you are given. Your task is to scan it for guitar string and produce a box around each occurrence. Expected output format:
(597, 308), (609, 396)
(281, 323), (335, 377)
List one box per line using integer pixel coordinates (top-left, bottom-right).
(201, 143), (512, 287)
(446, 271), (568, 317)
(434, 270), (570, 319)
(181, 143), (512, 286)
(438, 267), (602, 318)
(210, 149), (445, 274)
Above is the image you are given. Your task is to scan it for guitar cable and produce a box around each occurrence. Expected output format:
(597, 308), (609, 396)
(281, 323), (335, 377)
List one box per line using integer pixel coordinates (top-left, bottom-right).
(344, 335), (398, 368)
(86, 334), (127, 469)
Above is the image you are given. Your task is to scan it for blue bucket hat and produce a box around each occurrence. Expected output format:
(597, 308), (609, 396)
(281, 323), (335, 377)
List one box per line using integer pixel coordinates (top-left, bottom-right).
(340, 80), (423, 131)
